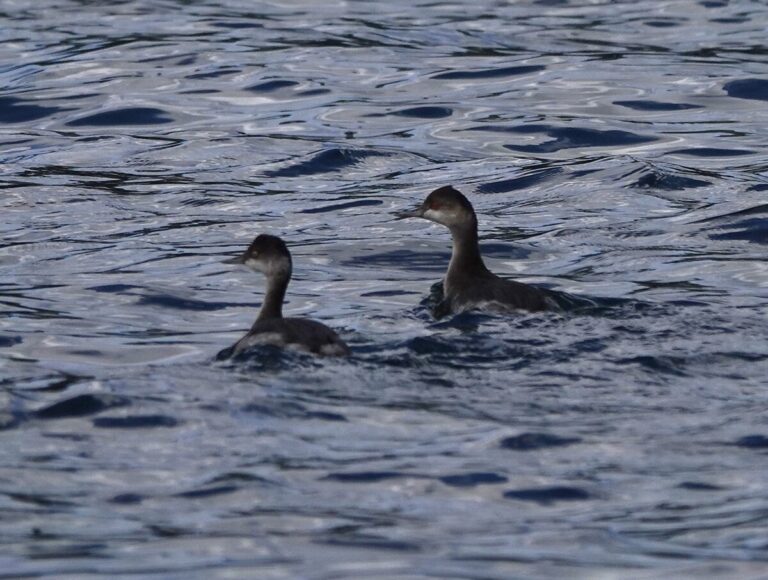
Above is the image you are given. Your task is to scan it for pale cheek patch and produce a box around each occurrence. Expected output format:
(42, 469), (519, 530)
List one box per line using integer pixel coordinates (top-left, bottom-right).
(423, 208), (446, 222)
(423, 207), (459, 226)
(246, 257), (265, 272)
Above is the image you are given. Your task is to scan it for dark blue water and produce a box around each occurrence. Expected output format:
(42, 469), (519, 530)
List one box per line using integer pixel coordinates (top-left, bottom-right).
(2, 1), (768, 577)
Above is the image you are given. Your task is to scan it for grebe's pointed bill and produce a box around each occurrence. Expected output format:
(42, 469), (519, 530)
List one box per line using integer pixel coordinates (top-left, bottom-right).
(222, 254), (247, 265)
(395, 205), (425, 220)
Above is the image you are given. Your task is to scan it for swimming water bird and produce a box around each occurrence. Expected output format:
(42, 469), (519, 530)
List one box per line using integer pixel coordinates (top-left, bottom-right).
(218, 234), (350, 358)
(397, 185), (557, 315)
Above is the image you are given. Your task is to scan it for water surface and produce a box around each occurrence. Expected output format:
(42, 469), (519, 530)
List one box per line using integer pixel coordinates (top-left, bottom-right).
(2, 0), (768, 577)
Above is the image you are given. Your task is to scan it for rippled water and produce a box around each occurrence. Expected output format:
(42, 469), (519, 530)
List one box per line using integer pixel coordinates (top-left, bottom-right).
(2, 0), (768, 577)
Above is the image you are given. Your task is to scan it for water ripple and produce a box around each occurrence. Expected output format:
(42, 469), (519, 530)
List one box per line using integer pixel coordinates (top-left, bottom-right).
(2, 1), (768, 577)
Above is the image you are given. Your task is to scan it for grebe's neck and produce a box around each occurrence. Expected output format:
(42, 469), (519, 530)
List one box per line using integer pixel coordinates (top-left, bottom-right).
(256, 270), (290, 322)
(446, 219), (489, 283)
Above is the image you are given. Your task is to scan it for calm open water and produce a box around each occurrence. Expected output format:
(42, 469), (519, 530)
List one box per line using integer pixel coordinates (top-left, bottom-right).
(2, 0), (768, 577)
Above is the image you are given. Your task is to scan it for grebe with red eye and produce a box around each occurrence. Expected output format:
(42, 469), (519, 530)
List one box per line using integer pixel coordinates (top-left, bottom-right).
(218, 234), (350, 358)
(397, 185), (557, 316)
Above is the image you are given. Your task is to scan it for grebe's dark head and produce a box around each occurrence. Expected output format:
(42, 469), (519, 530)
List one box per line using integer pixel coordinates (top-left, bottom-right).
(223, 234), (292, 278)
(397, 186), (476, 229)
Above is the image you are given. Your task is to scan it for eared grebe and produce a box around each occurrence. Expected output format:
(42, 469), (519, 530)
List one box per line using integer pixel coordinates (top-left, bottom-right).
(398, 185), (557, 315)
(217, 234), (350, 358)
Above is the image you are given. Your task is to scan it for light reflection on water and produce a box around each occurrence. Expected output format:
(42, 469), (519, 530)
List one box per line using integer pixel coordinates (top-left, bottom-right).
(2, 0), (768, 577)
